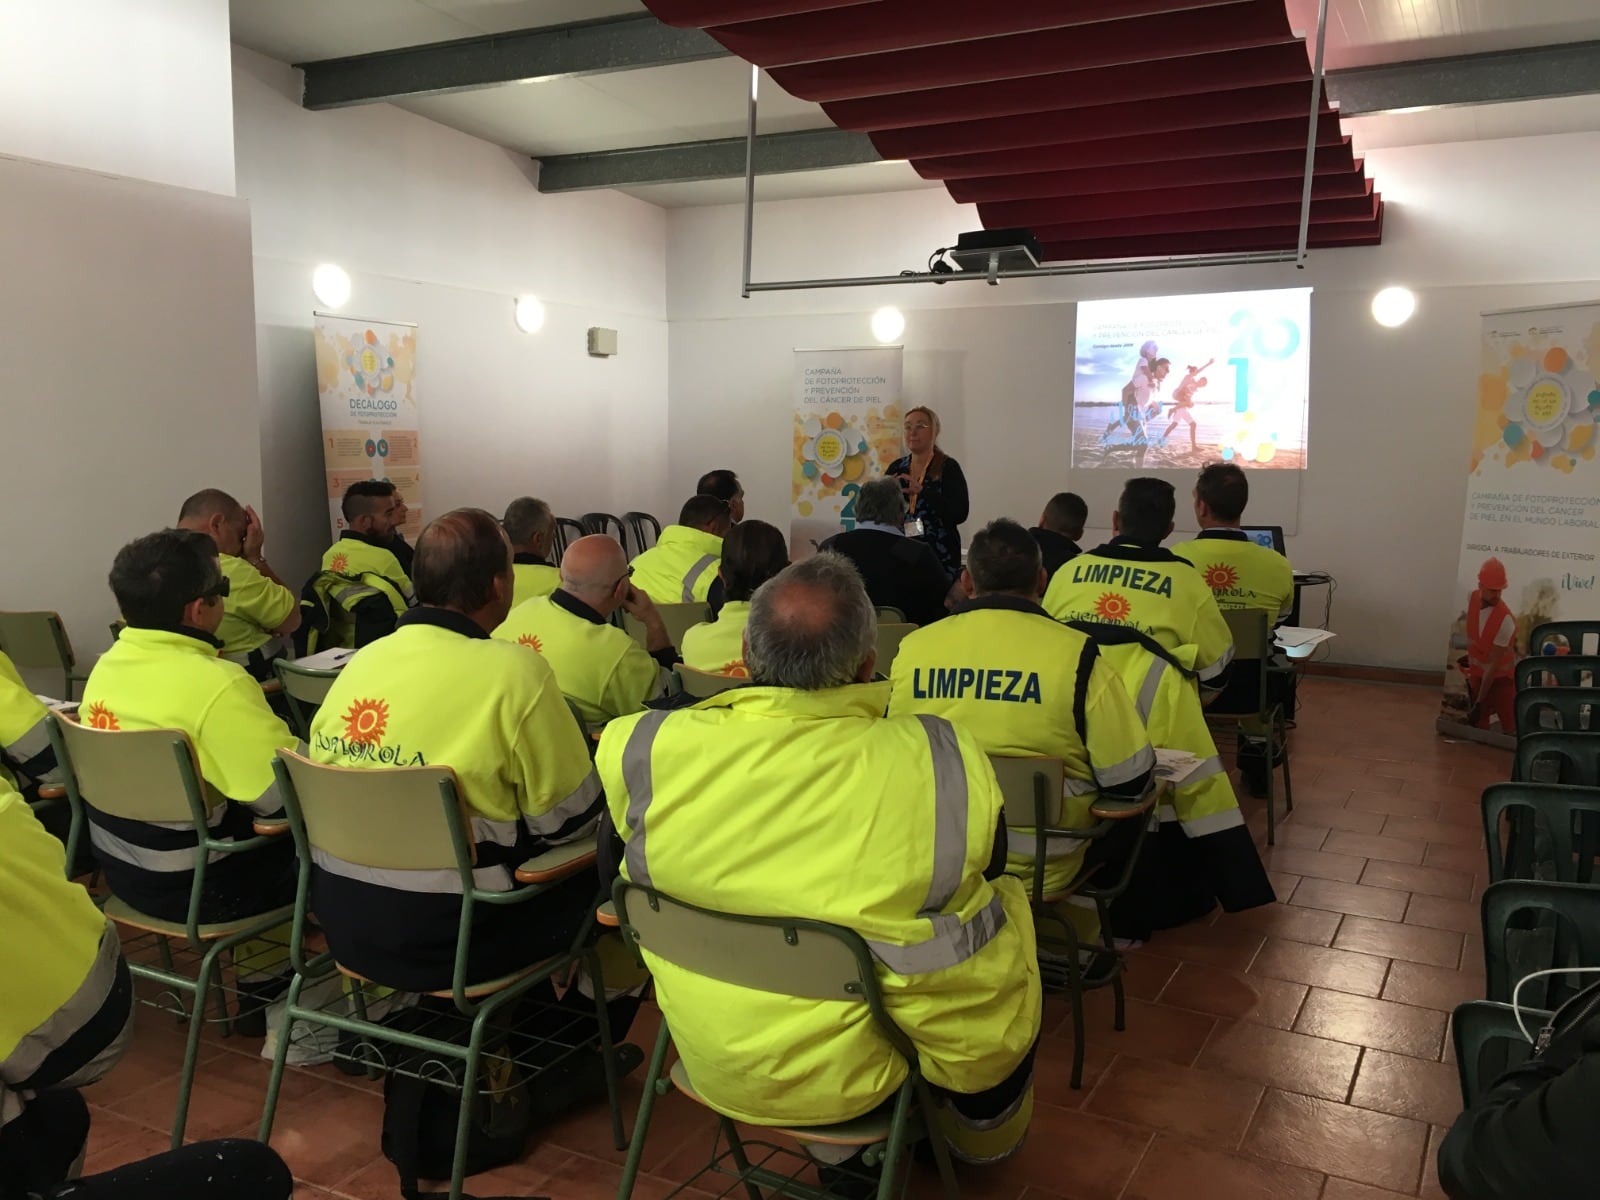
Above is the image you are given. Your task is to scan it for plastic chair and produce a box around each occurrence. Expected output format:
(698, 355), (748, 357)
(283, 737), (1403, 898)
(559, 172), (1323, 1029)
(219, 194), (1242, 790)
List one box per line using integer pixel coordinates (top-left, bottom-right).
(551, 517), (588, 565)
(1516, 655), (1600, 692)
(622, 511), (661, 559)
(1481, 879), (1600, 1010)
(1515, 687), (1596, 736)
(611, 882), (961, 1200)
(257, 750), (627, 1200)
(675, 665), (750, 699)
(46, 715), (293, 1148)
(271, 659), (342, 741)
(1205, 609), (1294, 845)
(1529, 621), (1600, 657)
(875, 606), (907, 623)
(1452, 1000), (1542, 1106)
(989, 754), (1156, 1089)
(874, 623), (916, 677)
(1483, 782), (1600, 886)
(623, 602), (710, 651)
(0, 611), (89, 700)
(1514, 732), (1600, 786)
(582, 512), (627, 546)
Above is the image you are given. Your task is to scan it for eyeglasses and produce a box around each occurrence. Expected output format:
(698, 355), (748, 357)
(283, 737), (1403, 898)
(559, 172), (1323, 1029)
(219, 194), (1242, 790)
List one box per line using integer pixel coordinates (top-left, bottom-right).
(905, 422), (933, 432)
(199, 577), (231, 602)
(608, 565), (635, 593)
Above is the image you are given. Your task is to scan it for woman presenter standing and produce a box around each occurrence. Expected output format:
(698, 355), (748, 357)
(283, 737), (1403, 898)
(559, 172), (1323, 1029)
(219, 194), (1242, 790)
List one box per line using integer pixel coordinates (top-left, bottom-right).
(887, 405), (969, 588)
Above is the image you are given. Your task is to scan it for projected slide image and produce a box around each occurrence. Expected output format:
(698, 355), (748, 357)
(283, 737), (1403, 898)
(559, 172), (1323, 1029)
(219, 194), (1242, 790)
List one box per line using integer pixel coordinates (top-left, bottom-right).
(1071, 288), (1311, 470)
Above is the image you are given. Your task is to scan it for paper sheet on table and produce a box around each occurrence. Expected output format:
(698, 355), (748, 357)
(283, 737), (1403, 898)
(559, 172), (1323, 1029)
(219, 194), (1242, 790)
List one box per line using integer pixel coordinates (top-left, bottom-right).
(287, 647), (358, 671)
(1273, 626), (1337, 658)
(1153, 748), (1205, 784)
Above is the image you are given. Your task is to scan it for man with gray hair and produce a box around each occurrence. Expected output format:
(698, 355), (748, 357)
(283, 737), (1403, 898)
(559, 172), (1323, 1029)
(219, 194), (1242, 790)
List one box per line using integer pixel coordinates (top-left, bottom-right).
(820, 477), (949, 626)
(501, 496), (560, 608)
(596, 553), (1041, 1181)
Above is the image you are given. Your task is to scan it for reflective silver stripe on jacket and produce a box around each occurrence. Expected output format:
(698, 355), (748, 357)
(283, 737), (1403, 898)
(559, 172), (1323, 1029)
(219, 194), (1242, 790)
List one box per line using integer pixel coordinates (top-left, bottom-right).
(309, 847), (508, 894)
(1196, 643), (1236, 684)
(620, 710), (672, 888)
(523, 769), (604, 840)
(3, 716), (51, 768)
(0, 922), (129, 1125)
(1135, 658), (1167, 722)
(681, 555), (718, 602)
(87, 826), (227, 872)
(1095, 743), (1156, 790)
(1156, 803), (1244, 837)
(864, 715), (1007, 977)
(1005, 829), (1084, 861)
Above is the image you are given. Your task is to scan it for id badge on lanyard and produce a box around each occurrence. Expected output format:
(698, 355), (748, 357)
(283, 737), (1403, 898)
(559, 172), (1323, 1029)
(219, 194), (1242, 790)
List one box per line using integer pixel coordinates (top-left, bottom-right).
(905, 518), (924, 538)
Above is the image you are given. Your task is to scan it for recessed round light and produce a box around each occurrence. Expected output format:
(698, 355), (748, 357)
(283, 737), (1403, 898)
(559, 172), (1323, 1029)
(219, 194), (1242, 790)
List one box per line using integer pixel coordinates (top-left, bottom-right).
(312, 263), (352, 309)
(871, 306), (905, 344)
(514, 294), (545, 334)
(1371, 286), (1416, 328)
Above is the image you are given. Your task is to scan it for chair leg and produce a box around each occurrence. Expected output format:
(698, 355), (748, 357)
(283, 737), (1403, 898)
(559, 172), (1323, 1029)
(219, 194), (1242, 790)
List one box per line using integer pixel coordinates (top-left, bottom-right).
(585, 947), (627, 1151)
(258, 969), (307, 1142)
(171, 943), (225, 1149)
(1263, 732), (1277, 847)
(615, 1023), (673, 1200)
(212, 966), (233, 1038)
(1063, 947), (1086, 1091)
(720, 1119), (765, 1200)
(449, 1027), (487, 1200)
(1279, 722), (1294, 815)
(915, 1079), (960, 1200)
(873, 1081), (917, 1200)
(1099, 898), (1126, 1033)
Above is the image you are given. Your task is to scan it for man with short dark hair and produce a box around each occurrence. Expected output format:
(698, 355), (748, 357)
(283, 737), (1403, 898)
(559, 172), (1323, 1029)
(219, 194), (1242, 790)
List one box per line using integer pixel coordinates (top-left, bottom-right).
(890, 519), (1154, 929)
(502, 496), (560, 608)
(311, 509), (614, 996)
(597, 553), (1040, 1175)
(177, 488), (300, 676)
(79, 529), (298, 925)
(628, 495), (731, 604)
(820, 478), (949, 626)
(494, 534), (676, 724)
(1171, 463), (1293, 620)
(1032, 492), (1087, 580)
(696, 469), (745, 524)
(310, 481), (415, 645)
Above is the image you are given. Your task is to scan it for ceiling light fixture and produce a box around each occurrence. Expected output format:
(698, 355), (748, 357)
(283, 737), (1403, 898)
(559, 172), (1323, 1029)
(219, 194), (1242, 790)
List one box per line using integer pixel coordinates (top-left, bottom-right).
(871, 306), (906, 344)
(312, 263), (352, 309)
(514, 294), (546, 334)
(1371, 286), (1416, 328)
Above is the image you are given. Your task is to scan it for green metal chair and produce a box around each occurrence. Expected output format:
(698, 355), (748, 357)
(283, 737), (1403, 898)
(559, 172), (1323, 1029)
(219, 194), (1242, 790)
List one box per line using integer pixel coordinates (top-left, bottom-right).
(1451, 1000), (1543, 1107)
(1529, 622), (1600, 658)
(624, 602), (712, 651)
(0, 610), (90, 700)
(1481, 880), (1600, 1010)
(874, 623), (916, 677)
(989, 754), (1157, 1089)
(270, 659), (342, 741)
(1516, 654), (1600, 692)
(1205, 608), (1294, 845)
(611, 881), (961, 1200)
(874, 606), (907, 623)
(1514, 732), (1600, 786)
(258, 750), (627, 1200)
(1515, 687), (1596, 736)
(675, 665), (751, 699)
(46, 714), (292, 1148)
(1483, 782), (1600, 886)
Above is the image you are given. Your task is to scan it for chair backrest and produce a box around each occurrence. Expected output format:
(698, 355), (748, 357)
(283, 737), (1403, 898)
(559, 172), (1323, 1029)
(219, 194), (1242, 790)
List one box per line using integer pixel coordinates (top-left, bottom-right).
(875, 606), (907, 623)
(874, 623), (916, 676)
(551, 517), (588, 564)
(1529, 621), (1600, 658)
(1515, 687), (1596, 736)
(273, 660), (343, 741)
(1482, 782), (1600, 885)
(1219, 609), (1271, 710)
(274, 749), (471, 873)
(1451, 1000), (1540, 1106)
(1514, 732), (1600, 786)
(0, 610), (74, 672)
(987, 755), (1065, 831)
(622, 511), (662, 559)
(1481, 879), (1600, 1008)
(624, 603), (710, 651)
(676, 665), (749, 699)
(1516, 654), (1600, 692)
(48, 716), (205, 825)
(581, 512), (627, 546)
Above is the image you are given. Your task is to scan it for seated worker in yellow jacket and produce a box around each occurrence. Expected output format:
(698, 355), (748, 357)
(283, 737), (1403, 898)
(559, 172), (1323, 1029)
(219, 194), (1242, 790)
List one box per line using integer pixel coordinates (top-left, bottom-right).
(502, 495), (561, 609)
(628, 494), (731, 605)
(680, 519), (788, 676)
(320, 479), (415, 612)
(177, 488), (301, 679)
(889, 519), (1154, 944)
(495, 534), (676, 725)
(597, 553), (1041, 1178)
(1, 649), (60, 795)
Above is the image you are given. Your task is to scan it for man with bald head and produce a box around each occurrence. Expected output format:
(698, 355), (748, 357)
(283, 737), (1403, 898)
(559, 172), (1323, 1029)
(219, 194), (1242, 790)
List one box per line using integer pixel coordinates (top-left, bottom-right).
(494, 534), (676, 726)
(597, 553), (1042, 1181)
(177, 488), (300, 675)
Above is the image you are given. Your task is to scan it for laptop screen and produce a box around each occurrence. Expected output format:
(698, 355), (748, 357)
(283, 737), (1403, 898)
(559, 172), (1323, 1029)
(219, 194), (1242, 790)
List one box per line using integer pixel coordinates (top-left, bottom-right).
(1239, 526), (1286, 554)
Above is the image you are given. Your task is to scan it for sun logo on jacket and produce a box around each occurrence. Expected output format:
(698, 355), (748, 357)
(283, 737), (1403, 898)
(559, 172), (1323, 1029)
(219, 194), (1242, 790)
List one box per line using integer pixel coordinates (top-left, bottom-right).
(1093, 592), (1132, 622)
(84, 701), (120, 730)
(721, 660), (749, 677)
(342, 698), (389, 745)
(1202, 563), (1239, 592)
(330, 553), (349, 574)
(517, 634), (543, 652)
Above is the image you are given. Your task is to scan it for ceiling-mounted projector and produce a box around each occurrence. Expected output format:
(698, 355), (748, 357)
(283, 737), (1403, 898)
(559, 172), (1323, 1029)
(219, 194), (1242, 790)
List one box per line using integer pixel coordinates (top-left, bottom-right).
(948, 228), (1042, 273)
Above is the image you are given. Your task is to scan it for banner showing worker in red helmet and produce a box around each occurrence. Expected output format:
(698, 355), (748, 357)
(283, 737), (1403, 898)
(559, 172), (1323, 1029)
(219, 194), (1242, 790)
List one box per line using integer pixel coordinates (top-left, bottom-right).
(1437, 301), (1600, 747)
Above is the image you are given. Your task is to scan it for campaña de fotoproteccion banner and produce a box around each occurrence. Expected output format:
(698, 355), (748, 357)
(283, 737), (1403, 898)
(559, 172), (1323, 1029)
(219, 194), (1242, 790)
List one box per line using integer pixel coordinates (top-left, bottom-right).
(313, 314), (423, 543)
(789, 346), (904, 559)
(1437, 302), (1600, 747)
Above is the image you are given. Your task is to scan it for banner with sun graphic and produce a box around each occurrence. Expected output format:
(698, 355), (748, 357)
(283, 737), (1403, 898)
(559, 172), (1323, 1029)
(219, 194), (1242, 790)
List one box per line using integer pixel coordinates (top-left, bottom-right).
(313, 314), (422, 543)
(1437, 301), (1600, 748)
(790, 346), (904, 559)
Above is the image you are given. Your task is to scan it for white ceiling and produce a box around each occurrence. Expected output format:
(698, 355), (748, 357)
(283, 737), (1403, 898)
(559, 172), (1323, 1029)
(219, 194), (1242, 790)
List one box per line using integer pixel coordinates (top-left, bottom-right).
(229, 0), (1600, 208)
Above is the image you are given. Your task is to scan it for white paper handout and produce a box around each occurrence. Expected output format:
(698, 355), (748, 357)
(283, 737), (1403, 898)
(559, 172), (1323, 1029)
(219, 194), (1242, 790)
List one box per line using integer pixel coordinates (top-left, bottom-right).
(1153, 748), (1205, 784)
(287, 647), (359, 671)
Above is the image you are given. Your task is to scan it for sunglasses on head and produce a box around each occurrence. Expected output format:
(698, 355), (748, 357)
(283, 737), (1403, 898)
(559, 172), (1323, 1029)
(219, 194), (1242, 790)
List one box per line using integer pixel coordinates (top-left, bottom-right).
(199, 577), (231, 602)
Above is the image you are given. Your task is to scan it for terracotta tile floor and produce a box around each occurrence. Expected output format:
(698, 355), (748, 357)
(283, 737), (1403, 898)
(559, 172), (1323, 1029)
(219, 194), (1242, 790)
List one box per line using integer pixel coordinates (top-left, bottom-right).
(79, 677), (1509, 1199)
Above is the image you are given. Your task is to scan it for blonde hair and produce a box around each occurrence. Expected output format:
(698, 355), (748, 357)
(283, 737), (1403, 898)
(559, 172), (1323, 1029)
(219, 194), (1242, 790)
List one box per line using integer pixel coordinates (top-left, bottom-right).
(904, 405), (940, 436)
(903, 405), (947, 479)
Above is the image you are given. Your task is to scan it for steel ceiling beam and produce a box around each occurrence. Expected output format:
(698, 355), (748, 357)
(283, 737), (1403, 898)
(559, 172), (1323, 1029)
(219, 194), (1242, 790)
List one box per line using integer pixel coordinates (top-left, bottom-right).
(297, 14), (725, 109)
(1324, 38), (1600, 115)
(537, 127), (879, 192)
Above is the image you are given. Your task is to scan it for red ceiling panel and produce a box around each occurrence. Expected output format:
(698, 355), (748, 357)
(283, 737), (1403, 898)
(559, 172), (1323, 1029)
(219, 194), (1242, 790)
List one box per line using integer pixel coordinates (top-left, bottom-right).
(639, 0), (1382, 262)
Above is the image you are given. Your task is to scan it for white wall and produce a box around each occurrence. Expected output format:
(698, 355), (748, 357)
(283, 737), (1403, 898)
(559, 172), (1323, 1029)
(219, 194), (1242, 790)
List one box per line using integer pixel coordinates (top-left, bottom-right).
(665, 134), (1600, 670)
(233, 48), (674, 588)
(0, 0), (236, 196)
(0, 155), (260, 672)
